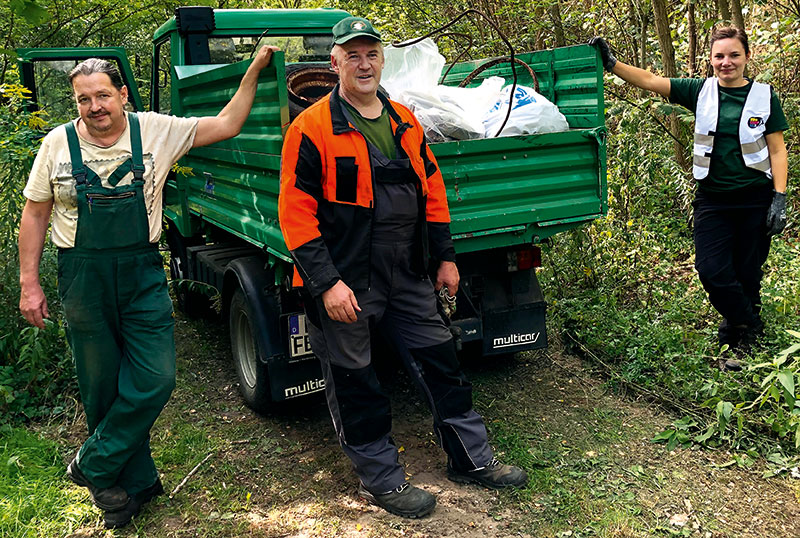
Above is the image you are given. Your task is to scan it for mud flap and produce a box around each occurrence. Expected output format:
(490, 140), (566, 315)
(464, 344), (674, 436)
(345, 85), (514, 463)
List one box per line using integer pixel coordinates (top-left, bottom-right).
(482, 302), (547, 356)
(266, 354), (325, 401)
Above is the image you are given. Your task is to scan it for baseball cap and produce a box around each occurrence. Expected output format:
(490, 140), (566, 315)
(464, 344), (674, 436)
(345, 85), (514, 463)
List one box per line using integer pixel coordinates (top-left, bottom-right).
(332, 16), (382, 45)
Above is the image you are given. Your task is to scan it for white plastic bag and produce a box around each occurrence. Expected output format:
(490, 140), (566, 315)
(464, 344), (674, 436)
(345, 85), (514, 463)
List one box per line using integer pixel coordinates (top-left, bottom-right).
(383, 40), (503, 141)
(482, 85), (569, 137)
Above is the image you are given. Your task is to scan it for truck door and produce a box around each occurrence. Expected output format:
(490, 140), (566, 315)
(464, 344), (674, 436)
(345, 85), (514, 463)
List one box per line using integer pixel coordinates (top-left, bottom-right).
(16, 47), (145, 124)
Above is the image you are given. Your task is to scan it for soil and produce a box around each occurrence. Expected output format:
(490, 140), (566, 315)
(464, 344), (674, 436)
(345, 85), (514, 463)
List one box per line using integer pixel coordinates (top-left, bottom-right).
(59, 316), (800, 537)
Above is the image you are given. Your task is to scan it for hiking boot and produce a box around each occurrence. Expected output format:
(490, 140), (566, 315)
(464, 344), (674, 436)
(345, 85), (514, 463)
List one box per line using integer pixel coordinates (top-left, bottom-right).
(104, 477), (164, 529)
(358, 482), (436, 519)
(447, 458), (528, 489)
(67, 458), (129, 511)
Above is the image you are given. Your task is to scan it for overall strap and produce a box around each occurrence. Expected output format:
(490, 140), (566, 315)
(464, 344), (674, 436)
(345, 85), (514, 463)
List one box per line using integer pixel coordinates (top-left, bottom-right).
(127, 112), (145, 182)
(105, 113), (145, 187)
(64, 121), (92, 185)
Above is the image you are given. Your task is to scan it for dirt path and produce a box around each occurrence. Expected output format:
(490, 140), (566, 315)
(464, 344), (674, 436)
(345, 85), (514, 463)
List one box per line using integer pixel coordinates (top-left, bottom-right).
(63, 317), (800, 537)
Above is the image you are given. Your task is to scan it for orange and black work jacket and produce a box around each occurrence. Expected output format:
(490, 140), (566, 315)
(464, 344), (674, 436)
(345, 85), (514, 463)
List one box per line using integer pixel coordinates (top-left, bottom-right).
(279, 86), (455, 297)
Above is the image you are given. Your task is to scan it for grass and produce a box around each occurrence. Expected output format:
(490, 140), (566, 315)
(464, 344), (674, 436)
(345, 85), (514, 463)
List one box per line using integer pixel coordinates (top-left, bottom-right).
(0, 425), (98, 536)
(2, 324), (800, 537)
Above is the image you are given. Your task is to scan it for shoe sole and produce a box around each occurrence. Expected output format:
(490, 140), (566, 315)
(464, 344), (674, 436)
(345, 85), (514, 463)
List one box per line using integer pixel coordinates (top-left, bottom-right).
(358, 486), (435, 519)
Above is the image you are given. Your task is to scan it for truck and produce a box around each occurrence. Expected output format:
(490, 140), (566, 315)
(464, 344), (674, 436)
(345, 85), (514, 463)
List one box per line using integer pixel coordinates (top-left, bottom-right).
(18, 6), (607, 412)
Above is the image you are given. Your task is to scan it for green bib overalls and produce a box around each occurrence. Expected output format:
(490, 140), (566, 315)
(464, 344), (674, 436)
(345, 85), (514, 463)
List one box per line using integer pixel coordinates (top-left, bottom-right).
(59, 113), (175, 495)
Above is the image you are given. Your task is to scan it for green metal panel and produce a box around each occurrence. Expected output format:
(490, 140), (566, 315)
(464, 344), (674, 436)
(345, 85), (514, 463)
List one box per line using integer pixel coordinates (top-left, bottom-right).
(169, 51), (291, 257)
(153, 8), (352, 41)
(432, 128), (606, 253)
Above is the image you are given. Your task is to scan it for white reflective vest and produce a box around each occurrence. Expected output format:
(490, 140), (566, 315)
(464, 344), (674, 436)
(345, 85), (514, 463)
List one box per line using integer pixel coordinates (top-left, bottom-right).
(693, 78), (772, 180)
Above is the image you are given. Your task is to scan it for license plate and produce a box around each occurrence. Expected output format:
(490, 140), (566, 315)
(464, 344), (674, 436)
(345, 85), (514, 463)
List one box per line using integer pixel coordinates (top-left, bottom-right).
(287, 313), (314, 359)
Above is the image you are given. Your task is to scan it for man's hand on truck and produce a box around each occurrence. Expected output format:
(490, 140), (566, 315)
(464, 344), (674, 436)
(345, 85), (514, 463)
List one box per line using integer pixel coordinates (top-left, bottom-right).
(322, 280), (362, 324)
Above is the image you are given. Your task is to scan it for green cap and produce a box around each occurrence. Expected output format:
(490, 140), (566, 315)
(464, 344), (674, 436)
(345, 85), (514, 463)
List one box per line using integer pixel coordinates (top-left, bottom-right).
(332, 16), (382, 45)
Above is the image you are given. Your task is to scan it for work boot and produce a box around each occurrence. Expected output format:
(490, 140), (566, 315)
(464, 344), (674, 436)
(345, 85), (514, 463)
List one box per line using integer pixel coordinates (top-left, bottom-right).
(447, 458), (528, 489)
(358, 482), (436, 519)
(104, 477), (165, 529)
(66, 458), (129, 511)
(718, 319), (745, 349)
(739, 318), (765, 351)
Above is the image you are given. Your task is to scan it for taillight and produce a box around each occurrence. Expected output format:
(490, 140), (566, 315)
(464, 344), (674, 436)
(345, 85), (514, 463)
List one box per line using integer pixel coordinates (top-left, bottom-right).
(508, 246), (541, 271)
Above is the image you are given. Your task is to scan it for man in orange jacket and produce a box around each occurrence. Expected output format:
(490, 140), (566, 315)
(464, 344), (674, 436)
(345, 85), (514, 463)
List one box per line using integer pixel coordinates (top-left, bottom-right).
(278, 16), (527, 518)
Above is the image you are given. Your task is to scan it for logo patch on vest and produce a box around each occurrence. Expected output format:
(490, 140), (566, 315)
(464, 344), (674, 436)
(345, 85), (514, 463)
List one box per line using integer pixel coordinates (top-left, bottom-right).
(747, 116), (764, 129)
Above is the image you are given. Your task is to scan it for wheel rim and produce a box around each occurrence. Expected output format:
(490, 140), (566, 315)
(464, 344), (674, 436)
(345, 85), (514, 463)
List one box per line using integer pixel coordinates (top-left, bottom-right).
(233, 308), (258, 388)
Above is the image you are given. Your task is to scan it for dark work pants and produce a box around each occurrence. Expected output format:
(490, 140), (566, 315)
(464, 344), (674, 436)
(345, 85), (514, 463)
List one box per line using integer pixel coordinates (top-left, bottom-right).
(692, 185), (773, 329)
(306, 240), (493, 493)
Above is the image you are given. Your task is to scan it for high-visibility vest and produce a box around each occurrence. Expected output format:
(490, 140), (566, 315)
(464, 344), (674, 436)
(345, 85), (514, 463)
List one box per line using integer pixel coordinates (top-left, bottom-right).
(693, 77), (772, 180)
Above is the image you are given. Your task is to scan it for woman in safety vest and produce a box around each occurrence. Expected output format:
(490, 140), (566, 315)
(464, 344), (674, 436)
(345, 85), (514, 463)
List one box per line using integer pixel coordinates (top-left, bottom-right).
(590, 27), (789, 370)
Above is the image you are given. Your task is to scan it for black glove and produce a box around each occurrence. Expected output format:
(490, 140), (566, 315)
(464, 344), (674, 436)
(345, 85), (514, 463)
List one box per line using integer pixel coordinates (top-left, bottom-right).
(589, 36), (617, 72)
(765, 190), (787, 237)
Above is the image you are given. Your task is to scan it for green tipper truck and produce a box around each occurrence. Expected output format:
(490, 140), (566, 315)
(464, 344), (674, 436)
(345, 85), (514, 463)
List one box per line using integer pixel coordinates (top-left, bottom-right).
(18, 7), (607, 411)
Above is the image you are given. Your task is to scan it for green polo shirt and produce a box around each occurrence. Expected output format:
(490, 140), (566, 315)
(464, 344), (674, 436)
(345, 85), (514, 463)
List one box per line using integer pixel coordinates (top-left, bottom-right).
(669, 77), (788, 192)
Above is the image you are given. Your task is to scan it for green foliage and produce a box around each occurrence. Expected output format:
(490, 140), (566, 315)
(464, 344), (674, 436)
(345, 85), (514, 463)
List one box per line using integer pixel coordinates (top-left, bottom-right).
(0, 84), (74, 424)
(546, 63), (800, 457)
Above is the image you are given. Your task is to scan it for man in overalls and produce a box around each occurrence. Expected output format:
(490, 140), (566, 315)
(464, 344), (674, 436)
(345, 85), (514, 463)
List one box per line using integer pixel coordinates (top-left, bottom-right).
(278, 17), (527, 519)
(18, 46), (277, 528)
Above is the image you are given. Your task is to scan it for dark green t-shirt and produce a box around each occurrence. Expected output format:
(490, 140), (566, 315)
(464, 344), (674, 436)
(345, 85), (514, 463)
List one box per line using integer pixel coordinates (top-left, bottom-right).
(669, 77), (789, 192)
(342, 101), (396, 159)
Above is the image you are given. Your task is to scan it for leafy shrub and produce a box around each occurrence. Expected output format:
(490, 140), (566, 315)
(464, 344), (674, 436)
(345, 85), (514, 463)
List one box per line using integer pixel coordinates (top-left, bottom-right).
(544, 90), (800, 458)
(0, 82), (75, 423)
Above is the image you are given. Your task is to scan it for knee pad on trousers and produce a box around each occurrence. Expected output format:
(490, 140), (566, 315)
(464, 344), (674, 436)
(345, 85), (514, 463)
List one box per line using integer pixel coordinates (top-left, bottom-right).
(330, 364), (392, 446)
(409, 340), (473, 419)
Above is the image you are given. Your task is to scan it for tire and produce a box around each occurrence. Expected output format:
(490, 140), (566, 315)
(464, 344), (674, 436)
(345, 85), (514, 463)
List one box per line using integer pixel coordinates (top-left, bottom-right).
(229, 287), (272, 413)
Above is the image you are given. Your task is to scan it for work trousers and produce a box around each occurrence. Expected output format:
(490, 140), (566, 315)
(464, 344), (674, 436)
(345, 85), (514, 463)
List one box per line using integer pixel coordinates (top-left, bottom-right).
(692, 185), (773, 329)
(306, 239), (493, 493)
(59, 245), (175, 495)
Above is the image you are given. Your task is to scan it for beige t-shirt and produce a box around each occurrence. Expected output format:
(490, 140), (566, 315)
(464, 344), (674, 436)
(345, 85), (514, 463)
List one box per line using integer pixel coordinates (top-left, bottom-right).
(24, 111), (199, 248)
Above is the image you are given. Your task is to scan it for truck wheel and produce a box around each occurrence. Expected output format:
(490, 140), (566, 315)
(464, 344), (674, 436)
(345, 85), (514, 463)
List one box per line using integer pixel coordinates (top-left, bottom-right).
(229, 287), (271, 413)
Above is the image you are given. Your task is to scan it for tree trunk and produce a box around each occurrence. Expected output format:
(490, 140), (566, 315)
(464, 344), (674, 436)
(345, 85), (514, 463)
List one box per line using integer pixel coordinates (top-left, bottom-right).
(637, 2), (648, 72)
(549, 1), (566, 47)
(729, 0), (745, 29)
(688, 0), (697, 75)
(651, 0), (676, 77)
(717, 0), (732, 22)
(628, 0), (640, 67)
(651, 0), (688, 170)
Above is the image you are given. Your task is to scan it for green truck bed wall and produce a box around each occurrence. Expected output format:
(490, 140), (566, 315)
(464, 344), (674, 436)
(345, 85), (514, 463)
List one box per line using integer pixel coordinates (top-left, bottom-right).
(165, 44), (606, 258)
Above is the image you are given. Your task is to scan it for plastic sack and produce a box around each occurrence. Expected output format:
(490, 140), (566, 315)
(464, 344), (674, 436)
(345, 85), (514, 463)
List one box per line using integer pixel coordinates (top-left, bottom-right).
(382, 39), (504, 142)
(482, 85), (569, 137)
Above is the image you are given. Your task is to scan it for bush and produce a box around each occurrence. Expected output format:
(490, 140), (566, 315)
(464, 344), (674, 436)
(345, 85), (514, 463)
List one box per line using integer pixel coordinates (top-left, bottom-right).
(543, 88), (800, 457)
(0, 83), (75, 423)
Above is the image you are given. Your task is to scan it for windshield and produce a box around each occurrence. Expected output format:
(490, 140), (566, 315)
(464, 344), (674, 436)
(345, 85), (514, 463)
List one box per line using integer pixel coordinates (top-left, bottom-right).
(208, 35), (331, 64)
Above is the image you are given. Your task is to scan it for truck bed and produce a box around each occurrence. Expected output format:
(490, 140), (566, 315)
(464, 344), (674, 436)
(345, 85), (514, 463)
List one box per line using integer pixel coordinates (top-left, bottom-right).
(164, 44), (606, 258)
